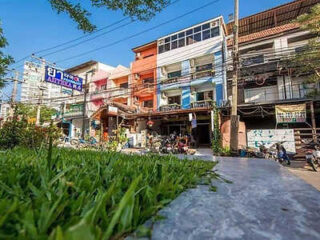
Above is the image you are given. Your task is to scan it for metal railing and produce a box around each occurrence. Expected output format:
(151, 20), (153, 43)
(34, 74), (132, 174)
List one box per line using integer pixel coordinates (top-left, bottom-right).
(191, 100), (214, 108)
(160, 103), (181, 112)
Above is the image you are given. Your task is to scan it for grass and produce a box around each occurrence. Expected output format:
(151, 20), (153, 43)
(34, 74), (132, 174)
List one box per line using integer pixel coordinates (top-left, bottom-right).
(0, 147), (217, 239)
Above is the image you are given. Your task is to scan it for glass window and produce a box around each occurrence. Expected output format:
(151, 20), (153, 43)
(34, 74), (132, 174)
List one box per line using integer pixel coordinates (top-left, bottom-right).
(168, 95), (181, 105)
(186, 29), (193, 36)
(143, 78), (154, 84)
(143, 100), (153, 108)
(187, 36), (194, 45)
(194, 26), (201, 33)
(165, 43), (170, 51)
(196, 92), (204, 101)
(120, 82), (128, 88)
(165, 37), (170, 43)
(202, 23), (210, 30)
(211, 27), (220, 37)
(159, 45), (165, 54)
(178, 32), (185, 38)
(196, 63), (213, 72)
(178, 38), (185, 47)
(101, 84), (107, 90)
(193, 33), (201, 42)
(171, 40), (178, 49)
(168, 70), (181, 79)
(171, 34), (177, 41)
(202, 29), (210, 40)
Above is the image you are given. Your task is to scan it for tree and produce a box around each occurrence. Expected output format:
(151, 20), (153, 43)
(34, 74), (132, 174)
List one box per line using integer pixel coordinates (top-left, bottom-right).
(49, 0), (171, 32)
(15, 103), (57, 124)
(0, 22), (14, 88)
(293, 4), (320, 94)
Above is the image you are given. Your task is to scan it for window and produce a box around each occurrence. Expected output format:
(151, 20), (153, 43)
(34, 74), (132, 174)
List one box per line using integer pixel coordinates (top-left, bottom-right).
(159, 45), (165, 54)
(168, 95), (181, 105)
(202, 29), (210, 40)
(143, 78), (154, 84)
(143, 100), (153, 108)
(158, 21), (221, 54)
(171, 40), (178, 49)
(168, 70), (181, 79)
(101, 84), (107, 90)
(193, 32), (201, 42)
(211, 27), (220, 38)
(196, 92), (204, 101)
(196, 63), (213, 72)
(120, 82), (128, 88)
(178, 38), (185, 47)
(194, 26), (201, 33)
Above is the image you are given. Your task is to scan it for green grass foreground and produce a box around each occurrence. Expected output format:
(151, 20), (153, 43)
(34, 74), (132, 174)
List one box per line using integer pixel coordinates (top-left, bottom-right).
(0, 148), (217, 239)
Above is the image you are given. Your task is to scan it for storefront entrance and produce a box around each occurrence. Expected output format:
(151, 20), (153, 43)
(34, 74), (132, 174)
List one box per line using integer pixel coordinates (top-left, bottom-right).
(197, 123), (210, 145)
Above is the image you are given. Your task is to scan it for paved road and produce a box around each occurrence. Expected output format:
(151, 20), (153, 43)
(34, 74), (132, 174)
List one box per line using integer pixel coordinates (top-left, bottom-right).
(148, 157), (320, 240)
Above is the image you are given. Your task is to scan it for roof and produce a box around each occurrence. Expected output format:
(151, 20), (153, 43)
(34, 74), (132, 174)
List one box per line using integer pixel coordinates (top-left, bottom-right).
(132, 41), (157, 53)
(65, 60), (97, 73)
(227, 22), (300, 46)
(109, 65), (130, 79)
(226, 0), (319, 37)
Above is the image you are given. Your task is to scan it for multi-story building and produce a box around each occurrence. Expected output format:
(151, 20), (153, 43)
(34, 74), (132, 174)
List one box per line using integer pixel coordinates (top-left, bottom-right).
(223, 0), (320, 150)
(127, 16), (227, 146)
(21, 61), (65, 107)
(62, 60), (115, 139)
(131, 41), (158, 111)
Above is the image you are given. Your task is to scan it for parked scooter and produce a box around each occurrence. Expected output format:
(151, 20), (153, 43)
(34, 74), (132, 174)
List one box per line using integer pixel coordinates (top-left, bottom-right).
(305, 144), (320, 172)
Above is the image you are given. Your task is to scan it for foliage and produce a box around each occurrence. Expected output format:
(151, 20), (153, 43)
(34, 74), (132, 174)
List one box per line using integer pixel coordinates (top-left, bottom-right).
(107, 126), (128, 151)
(212, 107), (222, 155)
(15, 103), (57, 124)
(0, 148), (217, 239)
(0, 21), (14, 88)
(0, 117), (61, 150)
(48, 0), (171, 32)
(292, 4), (320, 94)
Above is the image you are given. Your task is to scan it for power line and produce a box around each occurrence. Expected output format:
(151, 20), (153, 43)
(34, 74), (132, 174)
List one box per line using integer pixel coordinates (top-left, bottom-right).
(55, 0), (221, 63)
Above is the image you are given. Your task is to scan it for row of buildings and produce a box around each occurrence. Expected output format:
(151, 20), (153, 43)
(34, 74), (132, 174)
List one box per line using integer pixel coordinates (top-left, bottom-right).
(3, 0), (319, 150)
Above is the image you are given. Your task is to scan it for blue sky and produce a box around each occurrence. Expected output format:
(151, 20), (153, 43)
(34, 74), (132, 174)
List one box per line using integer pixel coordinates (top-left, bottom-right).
(1, 0), (292, 98)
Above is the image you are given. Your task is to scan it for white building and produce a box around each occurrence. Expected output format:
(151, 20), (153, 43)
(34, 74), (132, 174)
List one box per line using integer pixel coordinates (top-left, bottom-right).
(21, 61), (65, 108)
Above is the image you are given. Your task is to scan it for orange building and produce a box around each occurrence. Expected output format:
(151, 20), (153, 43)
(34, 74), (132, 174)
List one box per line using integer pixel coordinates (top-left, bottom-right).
(131, 41), (157, 111)
(108, 65), (131, 105)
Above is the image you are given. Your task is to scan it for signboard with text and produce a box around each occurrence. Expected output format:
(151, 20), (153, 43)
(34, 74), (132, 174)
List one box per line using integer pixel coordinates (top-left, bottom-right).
(45, 66), (83, 91)
(275, 104), (306, 123)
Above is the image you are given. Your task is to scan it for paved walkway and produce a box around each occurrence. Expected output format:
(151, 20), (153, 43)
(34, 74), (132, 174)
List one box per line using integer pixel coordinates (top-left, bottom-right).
(147, 157), (320, 240)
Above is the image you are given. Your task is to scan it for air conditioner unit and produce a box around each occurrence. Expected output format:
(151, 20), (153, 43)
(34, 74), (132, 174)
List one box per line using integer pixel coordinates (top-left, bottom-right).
(158, 39), (165, 45)
(161, 92), (167, 99)
(134, 73), (140, 80)
(211, 20), (219, 28)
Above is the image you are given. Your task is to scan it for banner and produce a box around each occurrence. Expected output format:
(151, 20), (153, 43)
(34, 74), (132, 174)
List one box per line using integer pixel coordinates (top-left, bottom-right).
(275, 104), (306, 123)
(45, 66), (83, 91)
(247, 129), (296, 153)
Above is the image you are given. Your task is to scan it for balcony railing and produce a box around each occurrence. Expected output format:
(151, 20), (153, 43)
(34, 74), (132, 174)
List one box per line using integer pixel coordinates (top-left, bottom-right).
(161, 69), (215, 85)
(191, 100), (214, 108)
(160, 103), (181, 112)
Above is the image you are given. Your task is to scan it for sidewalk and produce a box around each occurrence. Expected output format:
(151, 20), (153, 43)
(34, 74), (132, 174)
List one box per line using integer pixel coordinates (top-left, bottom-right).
(140, 157), (320, 240)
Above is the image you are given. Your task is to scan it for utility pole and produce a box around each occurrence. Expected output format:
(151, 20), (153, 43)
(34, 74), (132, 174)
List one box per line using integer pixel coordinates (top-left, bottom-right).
(81, 69), (95, 139)
(9, 71), (19, 118)
(230, 0), (240, 154)
(35, 58), (46, 126)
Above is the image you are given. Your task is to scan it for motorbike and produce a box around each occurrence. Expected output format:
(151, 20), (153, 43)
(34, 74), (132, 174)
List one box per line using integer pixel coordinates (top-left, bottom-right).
(160, 137), (174, 154)
(305, 144), (320, 172)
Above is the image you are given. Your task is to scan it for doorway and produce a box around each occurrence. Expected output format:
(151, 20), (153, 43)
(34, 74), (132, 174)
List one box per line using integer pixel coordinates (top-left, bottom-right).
(197, 123), (210, 145)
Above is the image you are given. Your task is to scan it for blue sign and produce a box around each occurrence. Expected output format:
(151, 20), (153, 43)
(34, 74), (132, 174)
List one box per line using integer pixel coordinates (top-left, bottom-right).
(45, 66), (83, 91)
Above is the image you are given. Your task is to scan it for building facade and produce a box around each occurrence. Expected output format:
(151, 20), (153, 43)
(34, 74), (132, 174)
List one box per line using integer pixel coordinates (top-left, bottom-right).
(223, 0), (320, 151)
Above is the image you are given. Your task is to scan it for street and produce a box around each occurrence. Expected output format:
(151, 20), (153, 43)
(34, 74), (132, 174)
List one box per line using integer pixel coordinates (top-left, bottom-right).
(147, 157), (320, 240)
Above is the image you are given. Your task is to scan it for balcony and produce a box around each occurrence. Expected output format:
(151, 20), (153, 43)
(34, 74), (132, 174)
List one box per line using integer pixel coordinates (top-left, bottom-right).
(191, 100), (214, 109)
(91, 91), (108, 100)
(161, 69), (215, 86)
(160, 103), (181, 112)
(109, 88), (129, 98)
(133, 84), (154, 97)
